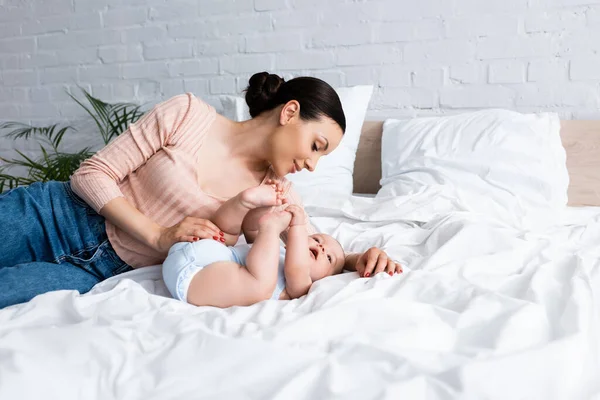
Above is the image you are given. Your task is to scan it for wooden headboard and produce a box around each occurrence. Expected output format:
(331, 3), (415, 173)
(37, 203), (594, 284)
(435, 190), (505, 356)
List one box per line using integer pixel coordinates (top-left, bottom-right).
(353, 120), (600, 207)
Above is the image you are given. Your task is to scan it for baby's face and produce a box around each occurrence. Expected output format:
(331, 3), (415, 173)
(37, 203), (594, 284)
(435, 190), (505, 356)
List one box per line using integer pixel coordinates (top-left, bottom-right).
(307, 233), (345, 281)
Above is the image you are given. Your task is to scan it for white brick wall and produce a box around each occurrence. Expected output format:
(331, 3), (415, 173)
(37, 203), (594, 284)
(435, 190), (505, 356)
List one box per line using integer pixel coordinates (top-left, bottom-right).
(2, 0), (600, 160)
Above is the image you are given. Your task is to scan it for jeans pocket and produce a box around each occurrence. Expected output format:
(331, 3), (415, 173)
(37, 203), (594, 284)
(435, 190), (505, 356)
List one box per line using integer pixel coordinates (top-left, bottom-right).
(64, 240), (134, 280)
(60, 241), (107, 279)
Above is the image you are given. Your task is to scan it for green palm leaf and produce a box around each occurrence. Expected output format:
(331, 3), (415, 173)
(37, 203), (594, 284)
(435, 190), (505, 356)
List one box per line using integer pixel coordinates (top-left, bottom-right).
(0, 169), (36, 192)
(0, 87), (145, 192)
(0, 122), (74, 152)
(0, 149), (93, 185)
(68, 87), (144, 145)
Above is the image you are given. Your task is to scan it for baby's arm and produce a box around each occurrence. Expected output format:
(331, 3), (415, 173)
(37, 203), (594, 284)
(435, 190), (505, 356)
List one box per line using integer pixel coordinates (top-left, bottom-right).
(283, 205), (313, 299)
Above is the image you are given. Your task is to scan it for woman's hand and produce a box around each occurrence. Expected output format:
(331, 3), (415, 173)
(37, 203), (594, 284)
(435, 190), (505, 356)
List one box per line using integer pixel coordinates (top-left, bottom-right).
(153, 216), (224, 254)
(352, 247), (403, 277)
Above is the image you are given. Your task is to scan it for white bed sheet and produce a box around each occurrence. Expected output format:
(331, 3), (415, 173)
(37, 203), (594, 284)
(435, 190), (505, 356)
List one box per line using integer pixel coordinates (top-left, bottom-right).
(1, 194), (599, 400)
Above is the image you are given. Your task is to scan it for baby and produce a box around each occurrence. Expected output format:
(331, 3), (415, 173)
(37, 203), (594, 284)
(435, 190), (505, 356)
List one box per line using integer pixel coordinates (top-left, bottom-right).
(162, 181), (345, 307)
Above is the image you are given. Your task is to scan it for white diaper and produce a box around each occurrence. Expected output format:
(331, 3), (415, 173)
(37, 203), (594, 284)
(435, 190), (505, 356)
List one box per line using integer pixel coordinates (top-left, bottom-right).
(162, 239), (286, 303)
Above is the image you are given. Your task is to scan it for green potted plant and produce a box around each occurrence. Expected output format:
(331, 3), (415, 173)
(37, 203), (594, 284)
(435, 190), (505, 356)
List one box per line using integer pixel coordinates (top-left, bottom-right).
(0, 88), (145, 192)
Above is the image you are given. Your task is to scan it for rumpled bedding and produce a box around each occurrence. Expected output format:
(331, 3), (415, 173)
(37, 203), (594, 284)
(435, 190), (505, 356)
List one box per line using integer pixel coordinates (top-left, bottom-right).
(1, 192), (599, 400)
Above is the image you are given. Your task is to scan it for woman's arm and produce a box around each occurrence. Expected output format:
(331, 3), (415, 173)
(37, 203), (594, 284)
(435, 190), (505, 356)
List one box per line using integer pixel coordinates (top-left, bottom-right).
(70, 94), (197, 213)
(71, 94), (221, 254)
(98, 197), (163, 249)
(100, 197), (222, 255)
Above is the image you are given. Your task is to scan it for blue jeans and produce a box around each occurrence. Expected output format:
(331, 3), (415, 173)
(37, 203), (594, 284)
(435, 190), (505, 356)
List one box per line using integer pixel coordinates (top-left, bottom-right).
(0, 181), (133, 308)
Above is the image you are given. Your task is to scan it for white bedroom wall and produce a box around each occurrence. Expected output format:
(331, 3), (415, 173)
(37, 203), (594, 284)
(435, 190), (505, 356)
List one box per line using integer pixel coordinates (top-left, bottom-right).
(1, 0), (600, 159)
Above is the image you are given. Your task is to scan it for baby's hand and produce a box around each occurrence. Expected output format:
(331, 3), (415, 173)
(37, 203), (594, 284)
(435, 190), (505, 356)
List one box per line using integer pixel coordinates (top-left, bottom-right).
(240, 180), (286, 209)
(258, 209), (292, 233)
(285, 204), (307, 226)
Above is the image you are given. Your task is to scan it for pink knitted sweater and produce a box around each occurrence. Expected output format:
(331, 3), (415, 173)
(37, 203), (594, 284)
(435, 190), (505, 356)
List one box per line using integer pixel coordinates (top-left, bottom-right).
(70, 93), (310, 268)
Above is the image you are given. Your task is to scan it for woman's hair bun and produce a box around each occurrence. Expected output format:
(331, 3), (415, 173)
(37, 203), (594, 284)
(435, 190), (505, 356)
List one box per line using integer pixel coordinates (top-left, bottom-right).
(245, 72), (285, 118)
(241, 72), (346, 135)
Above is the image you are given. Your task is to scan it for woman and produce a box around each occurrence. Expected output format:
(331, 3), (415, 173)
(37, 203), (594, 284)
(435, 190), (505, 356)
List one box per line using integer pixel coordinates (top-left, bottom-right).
(0, 72), (401, 309)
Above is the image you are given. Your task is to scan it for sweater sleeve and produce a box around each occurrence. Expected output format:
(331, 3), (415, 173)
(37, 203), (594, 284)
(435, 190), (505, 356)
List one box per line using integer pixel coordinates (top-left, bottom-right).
(70, 93), (200, 213)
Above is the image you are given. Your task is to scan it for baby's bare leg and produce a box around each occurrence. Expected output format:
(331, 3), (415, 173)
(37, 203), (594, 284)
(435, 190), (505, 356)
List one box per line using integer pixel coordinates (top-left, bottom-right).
(211, 195), (252, 237)
(187, 261), (272, 307)
(212, 184), (284, 237)
(187, 211), (291, 307)
(187, 228), (282, 307)
(241, 206), (271, 244)
(244, 225), (281, 287)
(245, 209), (292, 284)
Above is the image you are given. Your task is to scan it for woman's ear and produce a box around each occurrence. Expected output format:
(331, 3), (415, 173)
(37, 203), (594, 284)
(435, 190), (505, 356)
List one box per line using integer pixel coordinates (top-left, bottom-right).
(279, 100), (300, 125)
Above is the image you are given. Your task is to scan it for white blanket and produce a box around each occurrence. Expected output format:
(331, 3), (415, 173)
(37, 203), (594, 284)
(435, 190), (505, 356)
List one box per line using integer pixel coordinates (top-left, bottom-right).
(1, 194), (599, 400)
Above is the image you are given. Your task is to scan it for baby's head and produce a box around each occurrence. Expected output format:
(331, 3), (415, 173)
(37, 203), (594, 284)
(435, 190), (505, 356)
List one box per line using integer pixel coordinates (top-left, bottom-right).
(307, 233), (345, 281)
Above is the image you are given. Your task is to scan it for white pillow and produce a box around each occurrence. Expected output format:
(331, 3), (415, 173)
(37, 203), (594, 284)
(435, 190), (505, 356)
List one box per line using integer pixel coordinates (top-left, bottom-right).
(378, 109), (569, 228)
(219, 85), (374, 205)
(219, 95), (250, 122)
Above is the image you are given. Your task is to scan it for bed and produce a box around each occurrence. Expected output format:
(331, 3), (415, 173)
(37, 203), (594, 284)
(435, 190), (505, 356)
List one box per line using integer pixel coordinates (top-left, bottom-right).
(1, 119), (599, 400)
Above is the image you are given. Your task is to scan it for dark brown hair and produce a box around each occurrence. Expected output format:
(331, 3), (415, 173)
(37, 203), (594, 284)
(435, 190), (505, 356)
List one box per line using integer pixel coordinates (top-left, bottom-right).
(244, 72), (346, 133)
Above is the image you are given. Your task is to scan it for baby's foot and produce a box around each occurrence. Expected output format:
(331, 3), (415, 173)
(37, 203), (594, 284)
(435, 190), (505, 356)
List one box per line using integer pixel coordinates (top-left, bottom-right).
(258, 210), (292, 233)
(240, 183), (285, 209)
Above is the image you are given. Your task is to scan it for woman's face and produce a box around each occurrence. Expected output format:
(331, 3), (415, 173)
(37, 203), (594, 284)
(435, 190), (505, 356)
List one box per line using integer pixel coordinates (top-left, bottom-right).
(269, 100), (344, 178)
